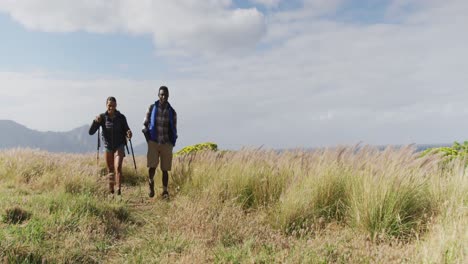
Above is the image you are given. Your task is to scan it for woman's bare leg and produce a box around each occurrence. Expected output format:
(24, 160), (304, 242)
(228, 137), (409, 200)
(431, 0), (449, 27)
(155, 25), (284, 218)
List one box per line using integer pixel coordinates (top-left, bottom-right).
(114, 149), (125, 195)
(105, 151), (115, 193)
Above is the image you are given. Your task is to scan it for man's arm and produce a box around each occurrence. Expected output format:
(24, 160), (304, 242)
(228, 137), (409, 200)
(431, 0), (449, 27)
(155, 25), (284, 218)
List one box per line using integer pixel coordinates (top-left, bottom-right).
(142, 104), (153, 128)
(142, 104), (153, 142)
(173, 110), (177, 131)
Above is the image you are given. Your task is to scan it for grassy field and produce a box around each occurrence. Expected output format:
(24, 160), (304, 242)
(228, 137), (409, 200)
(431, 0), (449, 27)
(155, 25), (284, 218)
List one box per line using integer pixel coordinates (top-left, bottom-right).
(0, 146), (466, 263)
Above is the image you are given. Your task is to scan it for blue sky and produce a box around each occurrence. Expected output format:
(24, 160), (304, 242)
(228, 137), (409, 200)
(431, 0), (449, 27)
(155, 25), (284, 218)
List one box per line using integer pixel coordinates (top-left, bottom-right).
(0, 0), (395, 78)
(0, 13), (163, 79)
(0, 0), (467, 150)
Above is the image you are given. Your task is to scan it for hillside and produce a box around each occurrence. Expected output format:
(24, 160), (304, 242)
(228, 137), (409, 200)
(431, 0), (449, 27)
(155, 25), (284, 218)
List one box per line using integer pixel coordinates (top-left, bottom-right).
(0, 120), (96, 153)
(0, 120), (147, 154)
(0, 147), (466, 263)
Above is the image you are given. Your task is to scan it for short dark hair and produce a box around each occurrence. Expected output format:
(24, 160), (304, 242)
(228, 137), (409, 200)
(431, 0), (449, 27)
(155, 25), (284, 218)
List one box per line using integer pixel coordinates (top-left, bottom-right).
(106, 96), (116, 103)
(159, 86), (169, 95)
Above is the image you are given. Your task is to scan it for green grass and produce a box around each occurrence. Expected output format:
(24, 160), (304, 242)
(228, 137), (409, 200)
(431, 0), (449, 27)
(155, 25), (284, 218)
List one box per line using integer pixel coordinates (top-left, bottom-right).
(0, 147), (466, 263)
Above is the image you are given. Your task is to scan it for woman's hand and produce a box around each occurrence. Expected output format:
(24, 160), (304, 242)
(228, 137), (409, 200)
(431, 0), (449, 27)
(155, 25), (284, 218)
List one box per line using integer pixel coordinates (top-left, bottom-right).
(127, 130), (133, 139)
(94, 115), (102, 123)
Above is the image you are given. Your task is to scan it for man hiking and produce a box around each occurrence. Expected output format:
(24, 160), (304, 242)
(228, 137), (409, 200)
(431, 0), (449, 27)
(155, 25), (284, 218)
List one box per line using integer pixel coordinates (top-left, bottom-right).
(142, 86), (178, 199)
(89, 96), (132, 196)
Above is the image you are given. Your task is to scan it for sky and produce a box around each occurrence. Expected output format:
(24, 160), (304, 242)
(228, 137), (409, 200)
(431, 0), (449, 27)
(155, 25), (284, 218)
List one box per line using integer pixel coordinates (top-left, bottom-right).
(0, 0), (467, 150)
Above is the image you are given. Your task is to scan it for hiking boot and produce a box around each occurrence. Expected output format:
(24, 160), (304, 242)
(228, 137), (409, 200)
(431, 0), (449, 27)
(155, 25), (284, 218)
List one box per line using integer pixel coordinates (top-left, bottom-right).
(117, 189), (121, 196)
(108, 173), (115, 194)
(148, 179), (155, 198)
(161, 191), (169, 200)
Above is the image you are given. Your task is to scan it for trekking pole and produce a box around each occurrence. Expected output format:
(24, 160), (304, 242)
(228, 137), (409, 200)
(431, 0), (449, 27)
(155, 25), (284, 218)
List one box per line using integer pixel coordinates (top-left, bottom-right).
(129, 139), (143, 202)
(97, 128), (101, 175)
(125, 142), (130, 155)
(129, 139), (137, 172)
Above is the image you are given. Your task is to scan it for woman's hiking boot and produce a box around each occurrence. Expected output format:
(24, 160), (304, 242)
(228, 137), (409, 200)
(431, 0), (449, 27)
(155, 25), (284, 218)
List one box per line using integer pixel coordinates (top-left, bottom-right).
(161, 190), (169, 200)
(108, 173), (115, 194)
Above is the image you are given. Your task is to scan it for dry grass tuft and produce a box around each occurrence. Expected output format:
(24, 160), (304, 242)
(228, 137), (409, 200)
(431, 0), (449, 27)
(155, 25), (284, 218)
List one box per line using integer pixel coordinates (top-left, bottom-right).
(2, 207), (31, 224)
(0, 146), (466, 263)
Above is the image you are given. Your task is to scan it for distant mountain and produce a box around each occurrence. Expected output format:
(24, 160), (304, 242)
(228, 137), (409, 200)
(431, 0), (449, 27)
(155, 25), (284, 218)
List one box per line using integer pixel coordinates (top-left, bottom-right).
(0, 120), (149, 155)
(131, 142), (147, 156)
(0, 120), (98, 153)
(0, 120), (450, 155)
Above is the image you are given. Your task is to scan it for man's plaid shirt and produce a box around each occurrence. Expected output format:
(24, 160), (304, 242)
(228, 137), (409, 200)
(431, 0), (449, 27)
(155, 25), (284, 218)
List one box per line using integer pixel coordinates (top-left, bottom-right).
(143, 103), (177, 144)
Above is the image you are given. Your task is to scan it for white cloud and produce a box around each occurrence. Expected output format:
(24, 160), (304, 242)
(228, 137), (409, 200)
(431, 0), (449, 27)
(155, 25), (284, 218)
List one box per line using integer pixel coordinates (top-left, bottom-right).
(0, 0), (122, 32)
(1, 1), (468, 148)
(302, 0), (343, 12)
(250, 0), (281, 8)
(164, 0), (468, 146)
(269, 0), (343, 23)
(0, 0), (265, 56)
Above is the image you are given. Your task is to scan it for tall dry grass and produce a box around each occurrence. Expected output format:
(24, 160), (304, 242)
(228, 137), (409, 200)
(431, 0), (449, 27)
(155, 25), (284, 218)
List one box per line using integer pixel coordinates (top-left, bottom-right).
(0, 146), (466, 263)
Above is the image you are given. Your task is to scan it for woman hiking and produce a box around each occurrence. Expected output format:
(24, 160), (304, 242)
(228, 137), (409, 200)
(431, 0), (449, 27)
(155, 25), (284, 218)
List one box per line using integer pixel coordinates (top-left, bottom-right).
(89, 96), (132, 196)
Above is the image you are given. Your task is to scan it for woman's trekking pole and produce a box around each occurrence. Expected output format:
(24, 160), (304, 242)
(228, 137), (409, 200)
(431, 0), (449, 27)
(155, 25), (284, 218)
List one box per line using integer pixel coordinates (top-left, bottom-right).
(97, 128), (100, 175)
(129, 139), (137, 172)
(128, 139), (143, 202)
(125, 143), (130, 155)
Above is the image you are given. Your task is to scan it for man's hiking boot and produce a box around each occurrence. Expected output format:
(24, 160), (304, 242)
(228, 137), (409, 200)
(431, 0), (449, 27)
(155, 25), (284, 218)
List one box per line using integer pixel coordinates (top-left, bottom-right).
(148, 179), (155, 198)
(117, 189), (121, 196)
(161, 191), (169, 200)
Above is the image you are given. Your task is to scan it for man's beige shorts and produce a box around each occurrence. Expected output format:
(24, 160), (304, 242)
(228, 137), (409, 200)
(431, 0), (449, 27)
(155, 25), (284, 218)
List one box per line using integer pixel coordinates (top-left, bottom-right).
(147, 141), (173, 171)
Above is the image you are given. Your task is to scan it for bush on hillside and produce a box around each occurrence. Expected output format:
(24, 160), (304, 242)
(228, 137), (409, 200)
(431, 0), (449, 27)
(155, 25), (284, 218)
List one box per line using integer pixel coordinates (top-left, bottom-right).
(175, 142), (218, 156)
(421, 141), (468, 163)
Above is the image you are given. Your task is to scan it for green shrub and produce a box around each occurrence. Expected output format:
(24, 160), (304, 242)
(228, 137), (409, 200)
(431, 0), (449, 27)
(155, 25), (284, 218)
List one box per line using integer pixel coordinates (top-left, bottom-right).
(421, 141), (468, 164)
(175, 142), (218, 156)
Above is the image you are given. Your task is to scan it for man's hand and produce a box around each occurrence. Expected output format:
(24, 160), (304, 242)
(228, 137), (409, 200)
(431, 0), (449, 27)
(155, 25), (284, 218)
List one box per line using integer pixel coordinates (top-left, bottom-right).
(94, 115), (102, 123)
(127, 130), (133, 139)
